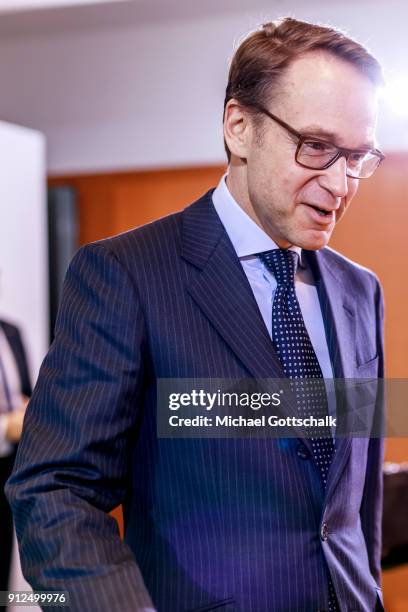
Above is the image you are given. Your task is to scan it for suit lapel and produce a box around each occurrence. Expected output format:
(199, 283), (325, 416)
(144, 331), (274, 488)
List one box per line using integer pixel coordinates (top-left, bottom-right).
(181, 193), (285, 380)
(305, 250), (357, 378)
(305, 250), (356, 500)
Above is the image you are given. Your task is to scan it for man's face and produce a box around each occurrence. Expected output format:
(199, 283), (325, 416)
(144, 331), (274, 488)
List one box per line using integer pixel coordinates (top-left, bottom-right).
(232, 51), (379, 250)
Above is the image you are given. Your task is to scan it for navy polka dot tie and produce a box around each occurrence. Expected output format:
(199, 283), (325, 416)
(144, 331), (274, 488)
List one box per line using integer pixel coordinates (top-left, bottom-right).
(259, 248), (339, 612)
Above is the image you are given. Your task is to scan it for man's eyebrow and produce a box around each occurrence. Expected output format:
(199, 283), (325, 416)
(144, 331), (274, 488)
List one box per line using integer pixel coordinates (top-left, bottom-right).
(298, 124), (375, 149)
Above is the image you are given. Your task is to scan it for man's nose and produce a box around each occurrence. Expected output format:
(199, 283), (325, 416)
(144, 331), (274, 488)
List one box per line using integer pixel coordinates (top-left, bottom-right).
(317, 156), (350, 199)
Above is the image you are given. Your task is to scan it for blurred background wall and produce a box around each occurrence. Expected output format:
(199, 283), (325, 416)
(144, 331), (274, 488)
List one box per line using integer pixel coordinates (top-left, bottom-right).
(0, 0), (407, 174)
(0, 122), (47, 376)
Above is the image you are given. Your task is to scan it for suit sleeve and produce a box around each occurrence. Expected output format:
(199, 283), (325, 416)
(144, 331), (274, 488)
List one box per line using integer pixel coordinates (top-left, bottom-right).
(5, 243), (155, 611)
(359, 277), (385, 587)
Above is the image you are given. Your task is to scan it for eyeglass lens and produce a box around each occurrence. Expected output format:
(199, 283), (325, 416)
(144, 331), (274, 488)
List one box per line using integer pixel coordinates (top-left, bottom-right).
(297, 140), (381, 178)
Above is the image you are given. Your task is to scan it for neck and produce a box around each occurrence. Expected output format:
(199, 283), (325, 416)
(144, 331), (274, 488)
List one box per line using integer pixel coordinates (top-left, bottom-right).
(226, 158), (256, 222)
(226, 159), (291, 249)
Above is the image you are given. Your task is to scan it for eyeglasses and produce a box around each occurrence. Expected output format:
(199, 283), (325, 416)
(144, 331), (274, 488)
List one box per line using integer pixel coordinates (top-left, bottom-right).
(250, 104), (385, 179)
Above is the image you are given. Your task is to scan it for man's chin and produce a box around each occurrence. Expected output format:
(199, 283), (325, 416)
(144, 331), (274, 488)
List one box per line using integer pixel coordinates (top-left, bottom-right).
(294, 229), (332, 251)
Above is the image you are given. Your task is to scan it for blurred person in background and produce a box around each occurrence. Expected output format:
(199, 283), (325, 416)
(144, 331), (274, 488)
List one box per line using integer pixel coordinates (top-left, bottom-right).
(6, 17), (385, 612)
(0, 319), (31, 602)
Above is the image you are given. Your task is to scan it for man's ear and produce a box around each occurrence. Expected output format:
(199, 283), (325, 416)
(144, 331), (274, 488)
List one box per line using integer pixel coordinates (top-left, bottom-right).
(224, 99), (251, 160)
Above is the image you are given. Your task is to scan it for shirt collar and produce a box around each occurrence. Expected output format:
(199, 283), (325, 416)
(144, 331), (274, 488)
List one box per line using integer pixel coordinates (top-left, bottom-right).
(212, 173), (303, 266)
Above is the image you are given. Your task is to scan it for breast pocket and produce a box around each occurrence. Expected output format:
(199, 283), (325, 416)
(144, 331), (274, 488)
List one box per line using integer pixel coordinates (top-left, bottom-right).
(356, 354), (379, 377)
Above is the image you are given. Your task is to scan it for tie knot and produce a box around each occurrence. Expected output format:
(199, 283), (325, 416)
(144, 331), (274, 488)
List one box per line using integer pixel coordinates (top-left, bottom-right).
(258, 249), (297, 285)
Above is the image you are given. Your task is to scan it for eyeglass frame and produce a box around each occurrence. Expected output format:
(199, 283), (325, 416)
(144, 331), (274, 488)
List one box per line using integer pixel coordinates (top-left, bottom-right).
(248, 103), (385, 179)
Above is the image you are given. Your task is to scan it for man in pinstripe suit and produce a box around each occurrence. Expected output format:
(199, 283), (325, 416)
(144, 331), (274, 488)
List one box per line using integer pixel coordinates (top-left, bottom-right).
(6, 18), (385, 612)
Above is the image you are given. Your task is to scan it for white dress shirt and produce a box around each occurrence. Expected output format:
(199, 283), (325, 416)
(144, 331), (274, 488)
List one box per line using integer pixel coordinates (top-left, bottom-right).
(212, 174), (336, 430)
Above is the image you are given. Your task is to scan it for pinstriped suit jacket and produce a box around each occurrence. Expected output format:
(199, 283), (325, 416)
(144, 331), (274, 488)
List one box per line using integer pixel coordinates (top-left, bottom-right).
(6, 190), (384, 612)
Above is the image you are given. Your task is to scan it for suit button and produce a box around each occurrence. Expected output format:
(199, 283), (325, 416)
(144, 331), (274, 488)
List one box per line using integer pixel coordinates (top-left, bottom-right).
(296, 443), (311, 460)
(320, 522), (329, 541)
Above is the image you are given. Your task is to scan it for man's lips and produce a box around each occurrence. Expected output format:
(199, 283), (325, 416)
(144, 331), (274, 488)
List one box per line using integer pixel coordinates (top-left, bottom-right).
(301, 202), (337, 225)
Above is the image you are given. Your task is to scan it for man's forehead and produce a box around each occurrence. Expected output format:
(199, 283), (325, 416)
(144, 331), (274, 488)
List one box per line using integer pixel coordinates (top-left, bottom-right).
(279, 49), (372, 87)
(273, 51), (379, 147)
